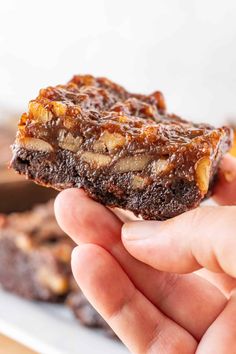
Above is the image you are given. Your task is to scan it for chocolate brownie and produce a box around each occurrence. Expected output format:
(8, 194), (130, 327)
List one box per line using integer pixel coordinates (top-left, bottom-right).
(0, 201), (74, 301)
(67, 289), (115, 338)
(11, 75), (233, 220)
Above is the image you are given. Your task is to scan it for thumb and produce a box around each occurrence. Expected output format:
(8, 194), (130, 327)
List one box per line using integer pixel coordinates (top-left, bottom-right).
(122, 206), (236, 277)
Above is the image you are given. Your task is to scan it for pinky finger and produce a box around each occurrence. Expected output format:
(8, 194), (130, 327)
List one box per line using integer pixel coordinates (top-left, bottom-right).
(72, 244), (197, 354)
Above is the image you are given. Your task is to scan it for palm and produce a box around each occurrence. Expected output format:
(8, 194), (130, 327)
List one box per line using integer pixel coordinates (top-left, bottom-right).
(55, 186), (236, 353)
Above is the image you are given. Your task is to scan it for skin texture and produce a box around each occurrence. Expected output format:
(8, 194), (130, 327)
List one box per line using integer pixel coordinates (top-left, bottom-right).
(55, 154), (236, 354)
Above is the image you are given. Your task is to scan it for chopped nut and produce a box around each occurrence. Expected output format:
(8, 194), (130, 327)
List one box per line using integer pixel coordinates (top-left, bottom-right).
(17, 137), (53, 152)
(195, 157), (212, 194)
(29, 101), (53, 123)
(119, 115), (128, 123)
(51, 101), (67, 116)
(144, 105), (155, 117)
(63, 116), (76, 129)
(58, 130), (82, 152)
(143, 126), (158, 138)
(37, 268), (69, 294)
(93, 140), (106, 153)
(151, 159), (169, 174)
(15, 234), (33, 252)
(81, 152), (111, 167)
(150, 91), (166, 111)
(53, 244), (72, 263)
(113, 155), (151, 173)
(131, 175), (149, 189)
(93, 131), (125, 152)
(103, 131), (126, 150)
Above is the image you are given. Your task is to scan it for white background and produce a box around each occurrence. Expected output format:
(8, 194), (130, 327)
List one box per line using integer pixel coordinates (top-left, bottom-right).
(1, 0), (236, 125)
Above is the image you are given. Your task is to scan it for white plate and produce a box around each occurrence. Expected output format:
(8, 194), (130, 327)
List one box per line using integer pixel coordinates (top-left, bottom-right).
(0, 289), (128, 354)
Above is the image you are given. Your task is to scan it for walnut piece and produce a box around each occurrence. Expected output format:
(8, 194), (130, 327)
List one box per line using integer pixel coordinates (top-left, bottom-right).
(53, 243), (72, 263)
(93, 131), (126, 152)
(14, 234), (33, 252)
(17, 137), (53, 152)
(113, 155), (151, 173)
(195, 157), (211, 194)
(51, 101), (67, 117)
(63, 116), (76, 129)
(151, 159), (169, 174)
(131, 175), (149, 189)
(37, 268), (69, 294)
(58, 130), (82, 153)
(28, 101), (53, 123)
(81, 152), (111, 167)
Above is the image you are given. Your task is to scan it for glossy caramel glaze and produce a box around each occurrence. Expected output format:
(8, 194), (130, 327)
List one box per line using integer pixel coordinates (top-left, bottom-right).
(11, 75), (233, 220)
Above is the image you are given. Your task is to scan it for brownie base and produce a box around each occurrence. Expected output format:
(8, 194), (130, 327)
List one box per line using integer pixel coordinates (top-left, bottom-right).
(11, 146), (204, 220)
(0, 236), (66, 301)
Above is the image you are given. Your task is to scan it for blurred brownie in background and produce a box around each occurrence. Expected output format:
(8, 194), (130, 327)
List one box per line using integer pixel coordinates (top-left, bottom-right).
(0, 201), (74, 301)
(66, 283), (116, 338)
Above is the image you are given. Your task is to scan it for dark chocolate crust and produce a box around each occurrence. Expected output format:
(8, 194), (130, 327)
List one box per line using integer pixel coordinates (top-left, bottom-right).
(11, 75), (233, 220)
(0, 201), (74, 301)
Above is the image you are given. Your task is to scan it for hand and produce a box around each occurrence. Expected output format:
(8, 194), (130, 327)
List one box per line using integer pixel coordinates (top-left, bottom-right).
(55, 155), (236, 354)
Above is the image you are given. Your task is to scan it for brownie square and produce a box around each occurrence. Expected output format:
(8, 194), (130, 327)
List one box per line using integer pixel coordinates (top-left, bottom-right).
(0, 201), (74, 301)
(11, 75), (233, 219)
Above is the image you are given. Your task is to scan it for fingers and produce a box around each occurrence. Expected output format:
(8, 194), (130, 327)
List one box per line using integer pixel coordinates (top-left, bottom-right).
(55, 188), (122, 248)
(197, 291), (236, 354)
(72, 244), (197, 354)
(122, 206), (236, 277)
(196, 269), (236, 297)
(213, 155), (236, 205)
(55, 189), (226, 340)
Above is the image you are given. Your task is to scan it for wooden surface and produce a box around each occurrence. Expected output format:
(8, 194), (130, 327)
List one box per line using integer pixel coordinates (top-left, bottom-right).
(0, 334), (36, 354)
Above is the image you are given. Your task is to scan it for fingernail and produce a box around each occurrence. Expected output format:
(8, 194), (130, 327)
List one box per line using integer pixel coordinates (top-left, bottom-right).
(122, 221), (161, 241)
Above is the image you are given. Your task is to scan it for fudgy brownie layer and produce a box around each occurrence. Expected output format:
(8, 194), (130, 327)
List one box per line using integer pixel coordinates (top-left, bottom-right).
(11, 75), (233, 220)
(13, 147), (203, 220)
